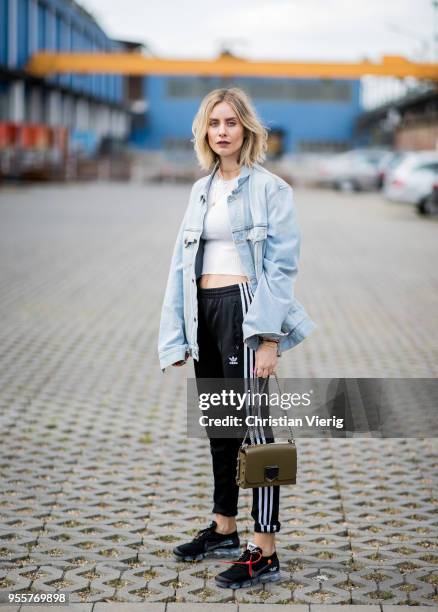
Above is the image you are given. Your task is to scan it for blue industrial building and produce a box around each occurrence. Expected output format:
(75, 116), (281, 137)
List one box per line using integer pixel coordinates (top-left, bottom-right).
(1, 0), (363, 157)
(0, 0), (131, 154)
(132, 74), (362, 155)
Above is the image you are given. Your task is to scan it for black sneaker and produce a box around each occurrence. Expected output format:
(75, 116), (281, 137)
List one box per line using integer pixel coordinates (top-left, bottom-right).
(215, 544), (281, 589)
(173, 520), (240, 561)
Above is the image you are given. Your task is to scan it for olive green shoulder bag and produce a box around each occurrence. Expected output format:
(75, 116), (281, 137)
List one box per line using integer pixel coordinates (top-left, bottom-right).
(236, 374), (297, 489)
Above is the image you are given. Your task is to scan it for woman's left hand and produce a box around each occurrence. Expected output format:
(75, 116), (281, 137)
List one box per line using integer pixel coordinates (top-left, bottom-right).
(254, 342), (278, 378)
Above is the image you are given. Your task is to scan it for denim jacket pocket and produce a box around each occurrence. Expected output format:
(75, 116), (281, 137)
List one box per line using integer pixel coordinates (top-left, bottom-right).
(246, 225), (267, 281)
(183, 229), (200, 268)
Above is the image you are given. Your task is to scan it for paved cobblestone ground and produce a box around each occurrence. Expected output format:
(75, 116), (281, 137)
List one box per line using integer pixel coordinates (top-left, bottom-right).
(0, 182), (437, 608)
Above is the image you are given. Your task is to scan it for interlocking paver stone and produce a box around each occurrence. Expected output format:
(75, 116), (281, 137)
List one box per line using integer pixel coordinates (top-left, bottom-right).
(167, 605), (237, 612)
(382, 607), (438, 612)
(240, 606), (308, 612)
(20, 606), (92, 611)
(311, 607), (380, 612)
(0, 183), (437, 607)
(93, 604), (165, 611)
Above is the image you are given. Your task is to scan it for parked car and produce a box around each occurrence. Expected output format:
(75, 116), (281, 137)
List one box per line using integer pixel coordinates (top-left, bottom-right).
(417, 179), (438, 215)
(383, 151), (438, 206)
(316, 148), (390, 192)
(376, 151), (411, 189)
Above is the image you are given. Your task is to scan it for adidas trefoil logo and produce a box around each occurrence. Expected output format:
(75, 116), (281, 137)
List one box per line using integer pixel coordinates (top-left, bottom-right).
(228, 355), (238, 365)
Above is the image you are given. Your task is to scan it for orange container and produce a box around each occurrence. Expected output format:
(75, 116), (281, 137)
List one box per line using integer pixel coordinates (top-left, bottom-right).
(0, 123), (9, 148)
(34, 125), (50, 150)
(21, 125), (35, 149)
(7, 123), (20, 146)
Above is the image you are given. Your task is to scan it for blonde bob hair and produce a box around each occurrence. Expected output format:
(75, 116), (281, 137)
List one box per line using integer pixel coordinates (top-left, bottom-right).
(191, 87), (268, 172)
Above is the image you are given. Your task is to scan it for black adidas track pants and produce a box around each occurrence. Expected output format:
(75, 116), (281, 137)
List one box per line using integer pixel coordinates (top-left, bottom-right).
(194, 281), (281, 534)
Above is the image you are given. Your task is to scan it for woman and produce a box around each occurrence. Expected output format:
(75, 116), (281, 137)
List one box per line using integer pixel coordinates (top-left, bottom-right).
(158, 87), (315, 589)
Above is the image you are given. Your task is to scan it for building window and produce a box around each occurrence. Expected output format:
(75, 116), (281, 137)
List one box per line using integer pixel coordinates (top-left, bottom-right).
(298, 140), (350, 153)
(163, 137), (194, 151)
(166, 77), (352, 102)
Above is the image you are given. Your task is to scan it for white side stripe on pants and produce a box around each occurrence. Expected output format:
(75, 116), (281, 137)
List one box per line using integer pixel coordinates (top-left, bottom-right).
(238, 281), (274, 533)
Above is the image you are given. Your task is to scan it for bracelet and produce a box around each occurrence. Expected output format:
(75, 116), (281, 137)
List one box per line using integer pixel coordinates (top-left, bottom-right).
(260, 338), (279, 345)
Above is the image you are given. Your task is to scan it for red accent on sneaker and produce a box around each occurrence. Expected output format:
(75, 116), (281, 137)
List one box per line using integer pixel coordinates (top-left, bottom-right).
(218, 550), (263, 577)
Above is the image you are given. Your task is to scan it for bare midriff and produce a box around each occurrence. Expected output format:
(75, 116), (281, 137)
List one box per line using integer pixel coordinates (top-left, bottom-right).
(198, 273), (249, 289)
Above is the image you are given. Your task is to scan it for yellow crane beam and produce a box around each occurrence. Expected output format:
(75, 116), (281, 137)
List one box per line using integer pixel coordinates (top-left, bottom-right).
(26, 52), (438, 81)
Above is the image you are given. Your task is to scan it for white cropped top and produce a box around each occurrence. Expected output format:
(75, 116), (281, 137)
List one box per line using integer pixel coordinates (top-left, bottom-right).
(201, 174), (247, 276)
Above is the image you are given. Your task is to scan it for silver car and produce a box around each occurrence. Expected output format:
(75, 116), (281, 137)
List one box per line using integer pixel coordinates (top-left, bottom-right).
(317, 149), (390, 192)
(383, 151), (438, 205)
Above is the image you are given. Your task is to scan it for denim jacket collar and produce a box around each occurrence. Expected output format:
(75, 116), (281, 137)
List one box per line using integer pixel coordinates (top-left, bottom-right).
(201, 160), (252, 201)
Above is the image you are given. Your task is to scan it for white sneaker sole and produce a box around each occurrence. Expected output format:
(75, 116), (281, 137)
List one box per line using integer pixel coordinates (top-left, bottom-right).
(215, 570), (281, 589)
(174, 546), (241, 562)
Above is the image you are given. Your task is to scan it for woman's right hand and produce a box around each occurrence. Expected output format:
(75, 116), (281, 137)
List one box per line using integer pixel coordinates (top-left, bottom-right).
(172, 351), (190, 367)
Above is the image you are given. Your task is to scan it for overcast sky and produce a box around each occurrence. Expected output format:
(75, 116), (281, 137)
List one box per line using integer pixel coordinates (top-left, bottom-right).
(80, 0), (433, 63)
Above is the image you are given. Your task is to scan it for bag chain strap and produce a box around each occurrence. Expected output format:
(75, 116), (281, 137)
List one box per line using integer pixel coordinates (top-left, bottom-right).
(241, 373), (295, 447)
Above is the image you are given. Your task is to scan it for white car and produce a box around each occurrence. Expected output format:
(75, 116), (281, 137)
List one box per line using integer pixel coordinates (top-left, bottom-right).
(316, 149), (389, 191)
(418, 181), (438, 215)
(383, 151), (438, 205)
(376, 151), (411, 189)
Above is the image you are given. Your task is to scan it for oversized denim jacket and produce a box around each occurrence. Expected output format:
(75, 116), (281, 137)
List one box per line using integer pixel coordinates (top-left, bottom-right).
(158, 160), (316, 372)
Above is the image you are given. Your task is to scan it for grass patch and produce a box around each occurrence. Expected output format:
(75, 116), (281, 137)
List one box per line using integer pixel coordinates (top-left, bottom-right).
(368, 590), (394, 600)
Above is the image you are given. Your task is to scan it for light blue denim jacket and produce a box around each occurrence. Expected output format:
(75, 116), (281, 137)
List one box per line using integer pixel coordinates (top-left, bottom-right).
(158, 160), (316, 372)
